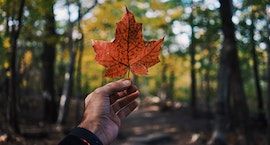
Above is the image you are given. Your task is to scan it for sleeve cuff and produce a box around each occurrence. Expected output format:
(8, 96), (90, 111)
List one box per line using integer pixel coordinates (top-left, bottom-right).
(69, 127), (103, 145)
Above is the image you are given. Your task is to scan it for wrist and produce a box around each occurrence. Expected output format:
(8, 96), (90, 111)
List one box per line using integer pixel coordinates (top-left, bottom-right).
(68, 127), (103, 145)
(78, 119), (105, 144)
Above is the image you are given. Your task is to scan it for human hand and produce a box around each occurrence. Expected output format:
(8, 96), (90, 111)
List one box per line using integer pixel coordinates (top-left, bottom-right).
(78, 79), (139, 145)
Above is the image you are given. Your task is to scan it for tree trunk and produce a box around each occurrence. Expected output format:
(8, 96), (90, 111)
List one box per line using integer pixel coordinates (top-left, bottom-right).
(159, 56), (168, 111)
(265, 14), (270, 145)
(208, 0), (250, 144)
(75, 39), (83, 123)
(249, 6), (265, 121)
(189, 1), (197, 117)
(75, 2), (84, 123)
(4, 0), (10, 124)
(57, 0), (76, 124)
(202, 19), (212, 115)
(57, 40), (76, 124)
(8, 0), (25, 134)
(205, 61), (211, 114)
(42, 0), (57, 123)
(168, 70), (175, 101)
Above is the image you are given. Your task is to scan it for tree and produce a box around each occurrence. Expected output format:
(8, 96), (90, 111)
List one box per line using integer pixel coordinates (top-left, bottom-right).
(158, 56), (169, 111)
(75, 0), (85, 123)
(189, 0), (197, 117)
(6, 0), (25, 134)
(57, 0), (76, 124)
(249, 2), (265, 121)
(42, 0), (58, 123)
(208, 0), (250, 144)
(266, 10), (270, 145)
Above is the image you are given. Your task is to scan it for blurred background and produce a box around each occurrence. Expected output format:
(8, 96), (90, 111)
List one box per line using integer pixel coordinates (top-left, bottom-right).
(0, 0), (270, 145)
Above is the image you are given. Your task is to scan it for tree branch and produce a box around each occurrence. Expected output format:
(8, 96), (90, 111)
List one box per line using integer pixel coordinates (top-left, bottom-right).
(71, 0), (98, 26)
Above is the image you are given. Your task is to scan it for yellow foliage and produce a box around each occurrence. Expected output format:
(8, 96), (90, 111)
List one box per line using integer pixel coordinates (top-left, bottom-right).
(6, 71), (11, 77)
(22, 50), (33, 66)
(20, 51), (33, 73)
(62, 49), (70, 62)
(3, 38), (10, 51)
(3, 61), (9, 69)
(150, 0), (165, 10)
(167, 8), (183, 19)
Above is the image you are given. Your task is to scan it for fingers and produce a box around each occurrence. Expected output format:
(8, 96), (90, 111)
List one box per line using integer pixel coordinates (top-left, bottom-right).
(116, 101), (138, 120)
(111, 90), (139, 112)
(94, 79), (131, 96)
(110, 84), (138, 104)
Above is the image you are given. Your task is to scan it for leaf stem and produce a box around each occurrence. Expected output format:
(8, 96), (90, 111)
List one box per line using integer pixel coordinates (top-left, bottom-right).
(127, 69), (130, 79)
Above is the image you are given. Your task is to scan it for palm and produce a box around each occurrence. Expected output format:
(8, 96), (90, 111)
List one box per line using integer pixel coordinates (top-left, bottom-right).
(79, 80), (139, 145)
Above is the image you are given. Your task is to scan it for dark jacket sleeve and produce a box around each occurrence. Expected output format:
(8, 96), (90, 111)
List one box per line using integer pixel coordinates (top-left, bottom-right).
(58, 127), (103, 145)
(59, 134), (87, 145)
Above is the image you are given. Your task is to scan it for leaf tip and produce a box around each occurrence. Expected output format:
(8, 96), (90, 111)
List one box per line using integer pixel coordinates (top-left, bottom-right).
(91, 39), (96, 46)
(161, 36), (165, 40)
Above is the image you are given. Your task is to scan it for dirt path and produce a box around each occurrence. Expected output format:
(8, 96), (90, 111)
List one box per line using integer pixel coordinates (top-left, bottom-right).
(112, 105), (213, 145)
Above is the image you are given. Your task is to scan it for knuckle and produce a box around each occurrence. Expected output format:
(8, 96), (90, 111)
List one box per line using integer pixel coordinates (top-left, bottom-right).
(105, 82), (115, 89)
(105, 82), (118, 92)
(132, 84), (138, 90)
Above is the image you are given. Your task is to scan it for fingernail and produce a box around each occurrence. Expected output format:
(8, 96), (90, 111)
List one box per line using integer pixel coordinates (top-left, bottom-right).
(122, 80), (131, 86)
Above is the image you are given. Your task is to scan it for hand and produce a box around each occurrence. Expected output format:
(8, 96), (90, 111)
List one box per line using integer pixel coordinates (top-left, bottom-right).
(78, 79), (139, 145)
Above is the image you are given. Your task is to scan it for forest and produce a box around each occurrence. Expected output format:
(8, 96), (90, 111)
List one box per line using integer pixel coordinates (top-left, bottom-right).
(0, 0), (270, 145)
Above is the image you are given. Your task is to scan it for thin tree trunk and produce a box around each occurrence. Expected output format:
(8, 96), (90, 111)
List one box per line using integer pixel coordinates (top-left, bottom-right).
(75, 39), (83, 123)
(160, 63), (167, 97)
(4, 1), (10, 37)
(249, 5), (265, 121)
(159, 55), (168, 111)
(42, 0), (57, 123)
(57, 0), (76, 124)
(168, 70), (175, 101)
(4, 0), (10, 124)
(75, 1), (84, 123)
(57, 41), (76, 125)
(205, 62), (211, 113)
(208, 0), (250, 144)
(8, 0), (25, 134)
(189, 1), (197, 117)
(265, 13), (270, 145)
(202, 19), (212, 115)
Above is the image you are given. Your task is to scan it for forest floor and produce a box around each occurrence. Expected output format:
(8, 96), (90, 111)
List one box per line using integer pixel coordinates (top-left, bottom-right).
(0, 99), (267, 145)
(112, 104), (213, 145)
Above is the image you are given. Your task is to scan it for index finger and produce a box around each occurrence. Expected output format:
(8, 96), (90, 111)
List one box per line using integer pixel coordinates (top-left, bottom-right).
(110, 84), (138, 104)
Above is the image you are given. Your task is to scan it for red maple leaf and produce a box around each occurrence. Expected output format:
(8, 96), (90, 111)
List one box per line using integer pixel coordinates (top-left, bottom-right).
(92, 8), (164, 78)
